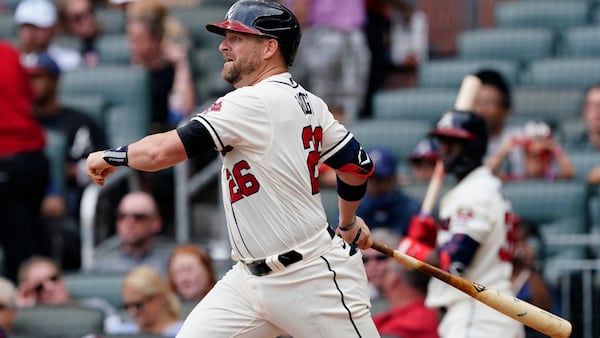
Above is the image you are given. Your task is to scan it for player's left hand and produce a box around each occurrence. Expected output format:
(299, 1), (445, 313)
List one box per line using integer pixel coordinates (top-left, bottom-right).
(86, 150), (118, 186)
(337, 216), (372, 250)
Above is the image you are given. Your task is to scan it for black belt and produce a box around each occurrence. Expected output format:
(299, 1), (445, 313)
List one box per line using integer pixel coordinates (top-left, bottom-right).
(246, 226), (336, 276)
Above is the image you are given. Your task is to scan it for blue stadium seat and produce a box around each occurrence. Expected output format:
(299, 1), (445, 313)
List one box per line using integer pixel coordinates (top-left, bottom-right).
(418, 58), (519, 88)
(519, 57), (600, 90)
(495, 0), (590, 30)
(347, 119), (432, 161)
(559, 26), (600, 57)
(59, 65), (151, 147)
(12, 305), (104, 338)
(458, 28), (555, 64)
(511, 86), (583, 126)
(372, 87), (456, 122)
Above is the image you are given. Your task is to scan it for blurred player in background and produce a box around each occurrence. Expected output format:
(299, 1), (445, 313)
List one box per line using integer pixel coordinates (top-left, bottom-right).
(397, 110), (525, 338)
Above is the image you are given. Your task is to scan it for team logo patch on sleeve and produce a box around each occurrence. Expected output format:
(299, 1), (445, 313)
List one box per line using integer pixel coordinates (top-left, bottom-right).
(204, 101), (223, 113)
(454, 207), (474, 225)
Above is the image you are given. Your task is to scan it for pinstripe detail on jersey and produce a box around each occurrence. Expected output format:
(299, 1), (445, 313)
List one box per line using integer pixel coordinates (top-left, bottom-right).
(320, 256), (362, 337)
(320, 131), (352, 162)
(193, 114), (227, 151)
(230, 202), (255, 258)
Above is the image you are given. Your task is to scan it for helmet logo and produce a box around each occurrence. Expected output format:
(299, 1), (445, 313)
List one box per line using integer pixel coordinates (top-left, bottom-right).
(437, 111), (456, 129)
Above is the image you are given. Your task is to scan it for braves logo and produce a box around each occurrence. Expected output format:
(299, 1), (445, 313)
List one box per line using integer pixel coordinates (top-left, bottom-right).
(204, 101), (223, 114)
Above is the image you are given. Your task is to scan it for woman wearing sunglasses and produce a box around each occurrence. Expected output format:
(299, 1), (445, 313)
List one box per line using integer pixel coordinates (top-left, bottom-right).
(107, 265), (182, 337)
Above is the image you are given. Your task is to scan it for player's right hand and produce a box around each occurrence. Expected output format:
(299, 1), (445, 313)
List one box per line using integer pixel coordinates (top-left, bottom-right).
(336, 216), (372, 250)
(86, 150), (118, 186)
(407, 215), (437, 247)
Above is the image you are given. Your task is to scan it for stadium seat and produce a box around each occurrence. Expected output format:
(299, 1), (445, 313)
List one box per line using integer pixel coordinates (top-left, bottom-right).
(97, 34), (130, 64)
(458, 28), (555, 65)
(418, 58), (519, 88)
(44, 130), (67, 194)
(95, 7), (126, 35)
(12, 305), (104, 338)
(320, 187), (338, 227)
(170, 6), (227, 49)
(59, 93), (107, 127)
(503, 179), (588, 282)
(347, 118), (432, 161)
(494, 0), (590, 30)
(568, 150), (600, 181)
(511, 86), (583, 126)
(59, 65), (151, 146)
(0, 13), (16, 39)
(372, 87), (456, 123)
(519, 57), (600, 90)
(559, 26), (600, 57)
(557, 116), (586, 146)
(64, 272), (125, 308)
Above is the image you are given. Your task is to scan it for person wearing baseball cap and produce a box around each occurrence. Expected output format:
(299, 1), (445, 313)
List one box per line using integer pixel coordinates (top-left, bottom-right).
(14, 0), (82, 71)
(406, 138), (439, 182)
(21, 51), (108, 270)
(356, 146), (421, 236)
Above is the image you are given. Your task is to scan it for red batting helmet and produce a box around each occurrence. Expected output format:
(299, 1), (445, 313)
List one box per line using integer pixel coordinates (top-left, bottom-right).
(206, 0), (301, 66)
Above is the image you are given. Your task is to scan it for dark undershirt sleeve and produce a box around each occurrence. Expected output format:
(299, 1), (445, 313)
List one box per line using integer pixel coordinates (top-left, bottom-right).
(176, 120), (217, 159)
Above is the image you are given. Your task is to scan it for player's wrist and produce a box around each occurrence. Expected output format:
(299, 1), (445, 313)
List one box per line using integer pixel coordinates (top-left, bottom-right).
(103, 145), (129, 166)
(338, 215), (356, 231)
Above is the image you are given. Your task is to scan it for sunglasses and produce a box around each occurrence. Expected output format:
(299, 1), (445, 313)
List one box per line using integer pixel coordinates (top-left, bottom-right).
(33, 273), (60, 294)
(117, 212), (154, 221)
(122, 295), (154, 312)
(362, 254), (389, 264)
(67, 10), (92, 23)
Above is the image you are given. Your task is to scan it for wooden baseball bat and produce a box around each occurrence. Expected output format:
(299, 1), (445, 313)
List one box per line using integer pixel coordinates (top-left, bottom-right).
(419, 75), (481, 216)
(372, 241), (572, 338)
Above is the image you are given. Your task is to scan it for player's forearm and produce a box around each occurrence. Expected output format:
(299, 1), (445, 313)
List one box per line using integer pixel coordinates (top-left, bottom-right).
(127, 130), (188, 172)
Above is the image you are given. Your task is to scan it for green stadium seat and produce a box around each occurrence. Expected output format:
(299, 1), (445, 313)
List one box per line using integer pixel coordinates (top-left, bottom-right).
(511, 86), (583, 126)
(495, 0), (590, 30)
(458, 28), (555, 64)
(97, 34), (130, 64)
(372, 88), (456, 123)
(44, 129), (67, 194)
(95, 8), (126, 35)
(12, 305), (104, 338)
(347, 119), (432, 161)
(320, 187), (339, 227)
(59, 93), (107, 127)
(418, 58), (519, 88)
(568, 150), (600, 181)
(503, 179), (588, 283)
(559, 26), (600, 57)
(59, 65), (151, 147)
(519, 57), (600, 90)
(170, 6), (227, 48)
(0, 13), (16, 39)
(64, 272), (125, 308)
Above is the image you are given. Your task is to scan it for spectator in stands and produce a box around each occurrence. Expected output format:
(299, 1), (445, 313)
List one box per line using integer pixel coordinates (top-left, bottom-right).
(0, 277), (18, 338)
(388, 0), (428, 87)
(566, 83), (600, 151)
(356, 147), (421, 236)
(285, 0), (371, 123)
(487, 121), (575, 181)
(15, 255), (122, 332)
(108, 265), (183, 337)
(125, 0), (195, 133)
(167, 244), (216, 302)
(56, 0), (102, 67)
(473, 69), (525, 178)
(22, 52), (109, 269)
(405, 137), (439, 183)
(361, 228), (399, 311)
(0, 41), (51, 284)
(14, 0), (82, 71)
(373, 254), (439, 338)
(88, 191), (173, 276)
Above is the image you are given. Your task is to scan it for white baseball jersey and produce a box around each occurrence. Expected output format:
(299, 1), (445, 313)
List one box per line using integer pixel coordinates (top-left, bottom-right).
(178, 73), (380, 338)
(191, 72), (352, 261)
(426, 166), (523, 337)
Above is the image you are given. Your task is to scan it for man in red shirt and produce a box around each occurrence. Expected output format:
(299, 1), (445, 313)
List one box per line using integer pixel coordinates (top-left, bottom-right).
(373, 261), (440, 338)
(0, 40), (51, 283)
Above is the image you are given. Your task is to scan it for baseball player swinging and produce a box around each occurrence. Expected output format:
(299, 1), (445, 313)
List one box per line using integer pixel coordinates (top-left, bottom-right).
(86, 1), (380, 337)
(398, 110), (525, 338)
